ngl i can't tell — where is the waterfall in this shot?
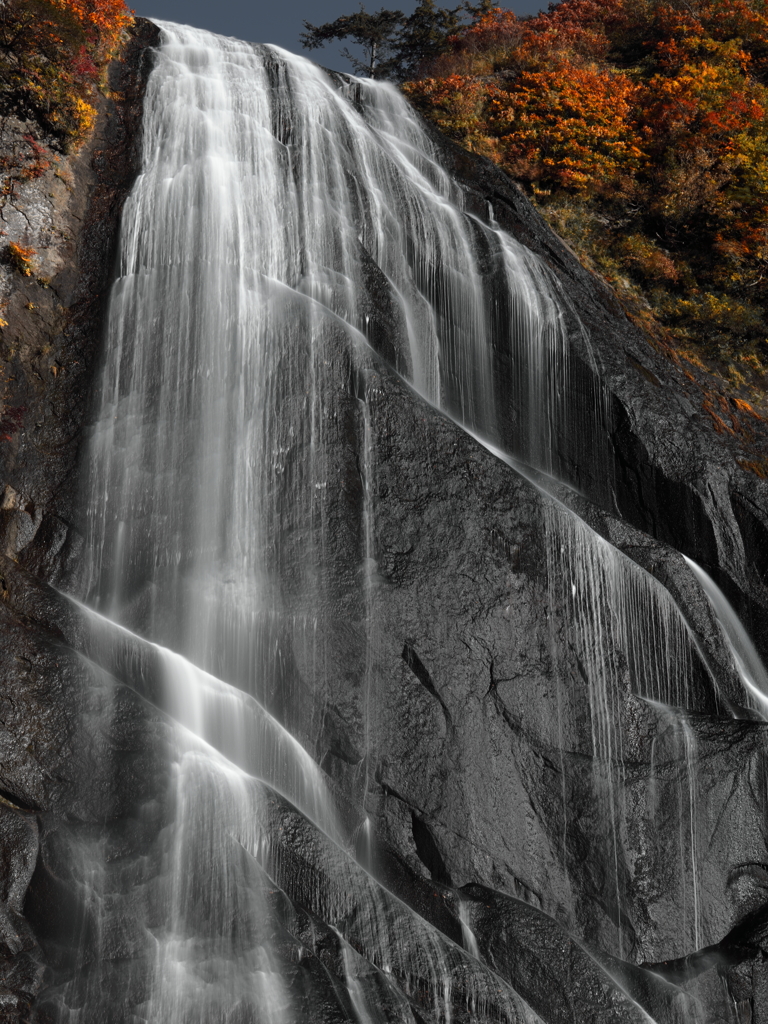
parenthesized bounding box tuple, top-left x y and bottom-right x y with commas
(683, 556, 768, 713)
(50, 20, 766, 1023)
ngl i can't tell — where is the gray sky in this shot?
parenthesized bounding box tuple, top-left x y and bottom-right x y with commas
(130, 1, 550, 72)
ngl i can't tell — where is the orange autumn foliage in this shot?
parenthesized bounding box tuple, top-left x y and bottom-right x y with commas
(404, 0, 768, 357)
(489, 60, 643, 193)
(55, 0, 131, 30)
(0, 0, 132, 148)
(6, 240, 37, 276)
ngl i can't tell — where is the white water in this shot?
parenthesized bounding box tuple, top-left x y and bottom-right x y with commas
(68, 23, 569, 1022)
(684, 555, 768, 714)
(85, 25, 573, 636)
(61, 19, 768, 1022)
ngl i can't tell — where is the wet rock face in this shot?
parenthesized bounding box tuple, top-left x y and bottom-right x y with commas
(293, 360, 768, 969)
(0, 805, 42, 1021)
(0, 26, 767, 1024)
(423, 123, 768, 669)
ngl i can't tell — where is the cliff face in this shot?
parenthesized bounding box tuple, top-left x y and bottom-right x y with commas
(0, 23, 767, 1024)
(0, 19, 160, 587)
(0, 20, 159, 1019)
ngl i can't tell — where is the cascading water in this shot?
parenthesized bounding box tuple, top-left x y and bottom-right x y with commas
(51, 20, 767, 1023)
(683, 555, 768, 714)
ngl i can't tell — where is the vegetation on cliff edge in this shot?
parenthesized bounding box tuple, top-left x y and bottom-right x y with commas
(0, 0, 132, 154)
(402, 0, 768, 408)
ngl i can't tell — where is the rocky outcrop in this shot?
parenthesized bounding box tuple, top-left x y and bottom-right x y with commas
(0, 26, 767, 1024)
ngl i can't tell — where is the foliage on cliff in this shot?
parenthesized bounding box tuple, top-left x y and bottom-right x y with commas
(402, 0, 768, 382)
(0, 0, 132, 149)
